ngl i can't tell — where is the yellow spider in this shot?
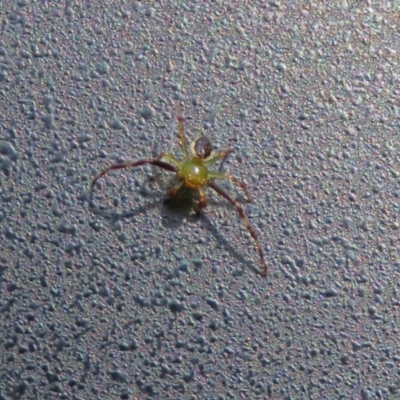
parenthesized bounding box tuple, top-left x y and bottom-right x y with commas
(90, 105, 267, 276)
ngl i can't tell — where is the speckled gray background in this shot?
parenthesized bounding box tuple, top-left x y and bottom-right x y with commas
(1, 1, 399, 399)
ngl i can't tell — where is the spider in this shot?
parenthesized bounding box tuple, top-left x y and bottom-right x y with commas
(90, 105, 267, 276)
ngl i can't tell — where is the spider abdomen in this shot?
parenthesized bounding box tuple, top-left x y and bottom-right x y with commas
(178, 158, 208, 189)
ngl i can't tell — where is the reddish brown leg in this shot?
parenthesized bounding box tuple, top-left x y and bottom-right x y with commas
(170, 181, 184, 198)
(198, 187, 207, 209)
(226, 174, 253, 202)
(90, 159, 177, 190)
(208, 181, 267, 276)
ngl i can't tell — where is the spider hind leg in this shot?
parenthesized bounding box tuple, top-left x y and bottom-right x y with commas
(208, 181, 267, 276)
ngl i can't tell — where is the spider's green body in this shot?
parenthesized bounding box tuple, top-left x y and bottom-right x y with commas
(178, 158, 208, 189)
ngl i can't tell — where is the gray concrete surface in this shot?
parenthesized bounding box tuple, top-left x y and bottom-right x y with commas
(1, 1, 399, 399)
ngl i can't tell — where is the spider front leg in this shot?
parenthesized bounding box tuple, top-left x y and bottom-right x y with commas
(155, 152, 181, 167)
(176, 103, 189, 158)
(205, 148, 234, 169)
(90, 159, 177, 190)
(208, 181, 267, 276)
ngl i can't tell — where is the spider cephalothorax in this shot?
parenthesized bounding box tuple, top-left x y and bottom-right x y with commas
(90, 105, 267, 276)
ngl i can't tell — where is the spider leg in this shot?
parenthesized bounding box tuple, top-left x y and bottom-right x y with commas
(90, 159, 177, 190)
(170, 180, 184, 198)
(208, 181, 267, 276)
(155, 152, 181, 167)
(198, 187, 207, 209)
(204, 148, 234, 168)
(208, 171, 253, 202)
(176, 103, 189, 158)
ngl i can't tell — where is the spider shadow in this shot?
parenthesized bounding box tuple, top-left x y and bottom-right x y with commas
(88, 184, 163, 221)
(199, 211, 260, 276)
(89, 184, 260, 276)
